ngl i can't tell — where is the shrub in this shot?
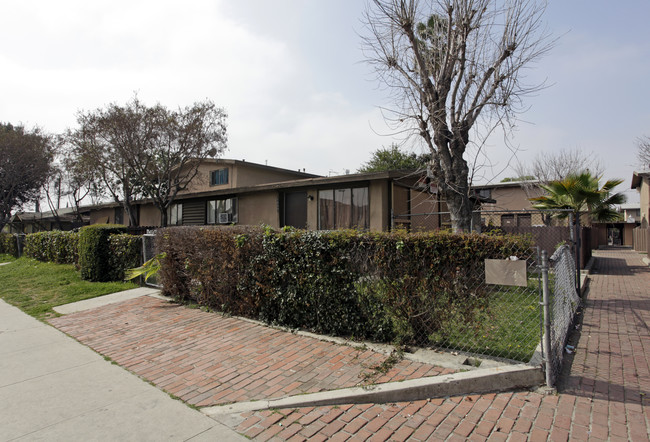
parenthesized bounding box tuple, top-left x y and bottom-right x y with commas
(157, 226, 265, 315)
(157, 226, 534, 347)
(108, 234, 142, 281)
(24, 231, 79, 264)
(78, 224, 127, 281)
(0, 233, 18, 256)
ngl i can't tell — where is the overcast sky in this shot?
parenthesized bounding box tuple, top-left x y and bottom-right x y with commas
(2, 0, 648, 203)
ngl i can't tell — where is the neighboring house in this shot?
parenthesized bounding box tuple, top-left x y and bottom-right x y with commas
(10, 160, 568, 234)
(632, 170, 650, 228)
(87, 159, 425, 232)
(618, 203, 641, 224)
(473, 180, 546, 227)
(88, 159, 318, 227)
(4, 208, 88, 234)
(153, 166, 423, 232)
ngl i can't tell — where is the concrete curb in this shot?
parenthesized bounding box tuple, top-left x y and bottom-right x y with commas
(53, 287, 162, 314)
(202, 364, 543, 416)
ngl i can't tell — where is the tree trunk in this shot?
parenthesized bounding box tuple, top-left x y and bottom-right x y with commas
(431, 128, 474, 233)
(160, 208, 168, 228)
(123, 202, 138, 227)
(442, 183, 473, 232)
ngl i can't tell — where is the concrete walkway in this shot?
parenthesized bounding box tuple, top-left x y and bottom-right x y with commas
(0, 299, 244, 441)
(217, 247, 650, 441)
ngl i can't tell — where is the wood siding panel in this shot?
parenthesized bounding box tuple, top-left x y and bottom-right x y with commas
(183, 200, 205, 225)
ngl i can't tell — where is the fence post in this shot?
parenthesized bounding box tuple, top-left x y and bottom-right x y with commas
(541, 249, 553, 387)
(537, 246, 544, 363)
(575, 216, 581, 295)
(16, 234, 26, 258)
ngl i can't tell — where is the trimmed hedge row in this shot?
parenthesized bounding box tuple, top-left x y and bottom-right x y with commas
(24, 231, 79, 264)
(2, 226, 142, 282)
(157, 226, 534, 345)
(79, 224, 129, 281)
(108, 234, 143, 281)
(0, 233, 18, 256)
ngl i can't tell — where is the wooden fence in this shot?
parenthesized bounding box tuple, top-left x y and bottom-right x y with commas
(633, 226, 649, 255)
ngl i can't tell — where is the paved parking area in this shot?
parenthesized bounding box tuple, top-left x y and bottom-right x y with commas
(49, 297, 454, 407)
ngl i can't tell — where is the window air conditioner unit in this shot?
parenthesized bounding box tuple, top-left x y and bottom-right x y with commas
(218, 213, 232, 224)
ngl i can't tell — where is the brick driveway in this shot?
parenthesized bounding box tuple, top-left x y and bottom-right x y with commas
(49, 248, 650, 440)
(49, 297, 453, 407)
(217, 248, 650, 441)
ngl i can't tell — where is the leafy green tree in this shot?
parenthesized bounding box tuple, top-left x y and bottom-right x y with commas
(358, 144, 430, 173)
(530, 172, 626, 224)
(500, 176, 536, 183)
(0, 123, 53, 231)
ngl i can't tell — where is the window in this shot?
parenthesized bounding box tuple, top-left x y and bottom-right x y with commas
(318, 187, 369, 230)
(210, 168, 229, 186)
(114, 207, 123, 225)
(501, 214, 515, 227)
(476, 188, 492, 199)
(517, 214, 532, 227)
(207, 197, 238, 224)
(168, 203, 183, 226)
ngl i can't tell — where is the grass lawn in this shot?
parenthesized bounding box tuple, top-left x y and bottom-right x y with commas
(0, 257, 138, 319)
(430, 279, 542, 362)
(0, 253, 16, 263)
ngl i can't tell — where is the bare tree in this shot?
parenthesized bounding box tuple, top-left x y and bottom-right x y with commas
(68, 96, 227, 227)
(0, 123, 53, 231)
(513, 147, 604, 184)
(61, 142, 105, 220)
(363, 0, 553, 231)
(126, 100, 228, 227)
(40, 138, 105, 227)
(68, 98, 151, 226)
(511, 147, 604, 225)
(637, 135, 650, 169)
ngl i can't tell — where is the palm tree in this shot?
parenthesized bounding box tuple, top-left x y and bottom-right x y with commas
(530, 171, 626, 224)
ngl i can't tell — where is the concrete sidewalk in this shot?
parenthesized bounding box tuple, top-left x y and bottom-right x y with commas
(0, 299, 244, 441)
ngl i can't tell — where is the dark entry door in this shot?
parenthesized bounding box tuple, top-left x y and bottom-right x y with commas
(284, 191, 308, 229)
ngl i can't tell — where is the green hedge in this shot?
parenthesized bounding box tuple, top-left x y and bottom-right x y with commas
(0, 233, 18, 256)
(24, 231, 79, 264)
(108, 234, 142, 281)
(157, 226, 534, 346)
(79, 224, 128, 281)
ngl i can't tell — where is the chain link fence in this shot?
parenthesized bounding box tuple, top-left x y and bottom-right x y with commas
(142, 231, 161, 287)
(392, 209, 581, 384)
(545, 244, 580, 385)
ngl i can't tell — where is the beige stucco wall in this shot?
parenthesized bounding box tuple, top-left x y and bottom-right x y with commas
(139, 205, 161, 227)
(623, 224, 635, 246)
(369, 181, 388, 232)
(90, 208, 115, 225)
(180, 162, 312, 195)
(482, 185, 541, 211)
(238, 191, 280, 228)
(306, 189, 318, 230)
(234, 167, 306, 188)
(640, 177, 650, 228)
(180, 163, 231, 194)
